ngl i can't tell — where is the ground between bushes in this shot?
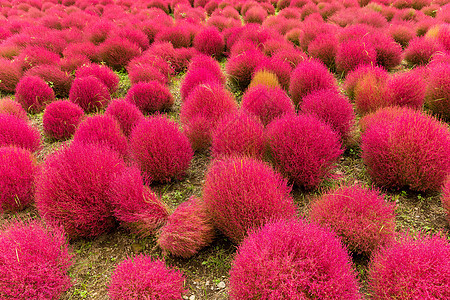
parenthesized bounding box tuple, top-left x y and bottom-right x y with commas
(1, 65, 449, 300)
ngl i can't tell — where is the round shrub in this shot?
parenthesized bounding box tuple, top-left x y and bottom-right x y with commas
(361, 108, 450, 192)
(202, 156, 296, 244)
(343, 65, 389, 101)
(129, 115, 193, 184)
(0, 146, 39, 213)
(0, 97, 28, 121)
(155, 25, 192, 49)
(229, 219, 361, 299)
(75, 63, 119, 95)
(404, 37, 444, 66)
(105, 98, 144, 138)
(24, 65, 73, 98)
(43, 100, 84, 141)
(35, 143, 126, 238)
(108, 255, 187, 300)
(0, 219, 72, 299)
(157, 196, 215, 258)
(248, 69, 281, 89)
(188, 54, 225, 84)
(425, 63, 450, 119)
(368, 233, 450, 299)
(266, 114, 343, 189)
(369, 32, 403, 70)
(308, 33, 338, 70)
(69, 76, 111, 113)
(309, 185, 396, 254)
(300, 88, 355, 143)
(352, 66, 390, 115)
(257, 57, 292, 91)
(384, 71, 427, 110)
(180, 67, 223, 101)
(335, 39, 377, 75)
(211, 111, 265, 159)
(226, 49, 266, 90)
(125, 81, 174, 114)
(15, 75, 55, 114)
(97, 36, 141, 71)
(193, 26, 224, 57)
(0, 113, 41, 153)
(289, 59, 337, 106)
(128, 64, 168, 86)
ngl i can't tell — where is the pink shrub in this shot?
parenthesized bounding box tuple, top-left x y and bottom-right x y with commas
(309, 185, 396, 254)
(244, 5, 268, 24)
(125, 81, 173, 114)
(97, 36, 141, 70)
(129, 115, 193, 184)
(0, 97, 28, 121)
(0, 113, 40, 153)
(202, 156, 296, 244)
(0, 219, 72, 299)
(108, 167, 169, 236)
(353, 67, 390, 115)
(272, 48, 307, 69)
(308, 33, 338, 70)
(425, 63, 450, 119)
(211, 111, 265, 159)
(84, 19, 115, 45)
(15, 75, 55, 114)
(157, 196, 214, 258)
(193, 26, 224, 57)
(255, 57, 292, 91)
(361, 108, 450, 192)
(108, 255, 187, 300)
(180, 84, 238, 151)
(384, 71, 427, 109)
(389, 23, 416, 48)
(69, 76, 111, 113)
(368, 233, 450, 299)
(35, 143, 126, 238)
(155, 25, 192, 49)
(75, 63, 119, 95)
(404, 37, 444, 66)
(266, 114, 343, 189)
(105, 99, 144, 138)
(128, 64, 168, 86)
(16, 46, 60, 70)
(229, 219, 361, 299)
(180, 68, 223, 101)
(188, 54, 225, 84)
(369, 32, 403, 70)
(300, 88, 355, 143)
(343, 65, 389, 100)
(226, 49, 266, 90)
(43, 100, 84, 141)
(24, 65, 73, 98)
(335, 39, 377, 75)
(289, 59, 337, 106)
(0, 58, 21, 93)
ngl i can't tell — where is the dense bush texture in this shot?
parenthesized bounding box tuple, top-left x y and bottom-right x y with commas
(309, 185, 397, 254)
(157, 196, 215, 258)
(0, 113, 41, 153)
(125, 81, 174, 114)
(69, 76, 111, 113)
(229, 219, 361, 299)
(266, 114, 343, 189)
(75, 63, 119, 95)
(383, 71, 426, 110)
(0, 97, 28, 121)
(202, 156, 297, 244)
(361, 108, 450, 192)
(15, 75, 55, 114)
(0, 219, 72, 299)
(35, 143, 126, 238)
(442, 176, 450, 224)
(368, 233, 450, 299)
(129, 115, 193, 184)
(43, 100, 84, 141)
(193, 26, 224, 57)
(105, 99, 144, 138)
(0, 146, 39, 213)
(425, 63, 450, 119)
(108, 255, 187, 300)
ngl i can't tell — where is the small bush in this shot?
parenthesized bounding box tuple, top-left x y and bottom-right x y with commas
(155, 25, 192, 49)
(125, 81, 173, 114)
(105, 99, 144, 138)
(389, 24, 415, 48)
(157, 196, 215, 258)
(384, 71, 426, 110)
(24, 65, 73, 98)
(335, 39, 377, 75)
(255, 57, 292, 91)
(404, 37, 444, 66)
(202, 156, 296, 244)
(0, 97, 28, 121)
(43, 100, 84, 141)
(16, 46, 60, 70)
(368, 233, 450, 299)
(129, 115, 193, 184)
(229, 219, 361, 299)
(308, 33, 338, 70)
(226, 49, 266, 90)
(248, 69, 280, 89)
(266, 114, 343, 189)
(0, 113, 41, 153)
(343, 65, 389, 101)
(128, 64, 168, 86)
(425, 63, 450, 120)
(188, 54, 225, 84)
(0, 58, 22, 93)
(193, 26, 224, 57)
(180, 67, 223, 101)
(108, 255, 187, 300)
(353, 67, 390, 115)
(15, 75, 55, 114)
(69, 76, 111, 113)
(97, 36, 141, 70)
(75, 63, 119, 95)
(0, 219, 72, 299)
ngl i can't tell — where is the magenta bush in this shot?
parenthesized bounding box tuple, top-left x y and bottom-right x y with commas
(128, 64, 168, 86)
(0, 58, 21, 93)
(404, 36, 444, 65)
(193, 26, 224, 57)
(180, 67, 223, 101)
(361, 108, 450, 192)
(35, 143, 126, 238)
(0, 113, 41, 153)
(202, 156, 296, 244)
(226, 49, 267, 90)
(255, 57, 292, 91)
(105, 98, 144, 138)
(97, 36, 141, 70)
(368, 233, 450, 299)
(369, 32, 403, 70)
(157, 196, 215, 258)
(289, 59, 337, 106)
(69, 75, 111, 113)
(188, 54, 226, 84)
(155, 25, 192, 49)
(129, 115, 193, 184)
(384, 71, 427, 109)
(266, 114, 343, 189)
(15, 75, 55, 114)
(125, 81, 174, 114)
(335, 39, 377, 75)
(108, 255, 187, 300)
(425, 63, 450, 119)
(343, 65, 389, 101)
(16, 46, 60, 70)
(229, 219, 361, 299)
(309, 185, 396, 254)
(308, 33, 338, 70)
(75, 63, 119, 95)
(24, 65, 73, 98)
(389, 23, 415, 47)
(43, 100, 84, 141)
(0, 219, 72, 299)
(0, 97, 28, 121)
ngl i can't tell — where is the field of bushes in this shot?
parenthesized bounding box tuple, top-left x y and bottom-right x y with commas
(0, 0, 450, 299)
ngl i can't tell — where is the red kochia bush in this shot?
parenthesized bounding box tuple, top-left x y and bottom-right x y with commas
(0, 113, 41, 153)
(35, 143, 126, 238)
(157, 196, 215, 258)
(0, 97, 28, 121)
(180, 67, 223, 101)
(24, 65, 73, 98)
(226, 49, 266, 90)
(289, 59, 337, 106)
(425, 63, 450, 119)
(125, 81, 174, 114)
(404, 36, 444, 66)
(129, 115, 193, 184)
(309, 185, 396, 254)
(15, 75, 55, 114)
(0, 146, 39, 213)
(43, 100, 84, 141)
(97, 36, 141, 70)
(0, 219, 72, 299)
(335, 39, 377, 75)
(0, 58, 21, 93)
(108, 255, 187, 300)
(69, 76, 111, 113)
(188, 54, 225, 84)
(202, 156, 296, 244)
(361, 108, 450, 192)
(368, 233, 450, 299)
(266, 114, 343, 189)
(75, 63, 119, 95)
(105, 99, 144, 138)
(193, 26, 224, 57)
(229, 219, 361, 299)
(384, 71, 426, 110)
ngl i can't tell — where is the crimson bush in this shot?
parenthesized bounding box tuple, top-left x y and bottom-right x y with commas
(15, 75, 55, 114)
(69, 76, 111, 113)
(0, 113, 41, 153)
(43, 100, 84, 141)
(105, 99, 144, 138)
